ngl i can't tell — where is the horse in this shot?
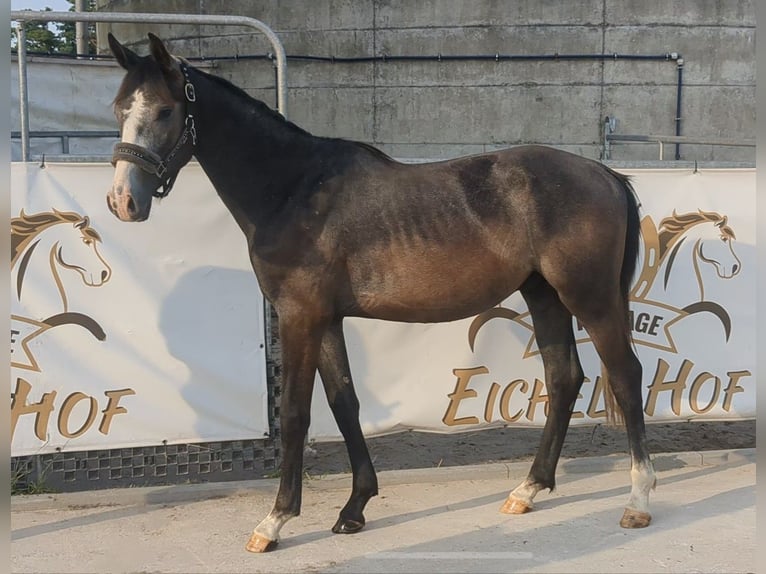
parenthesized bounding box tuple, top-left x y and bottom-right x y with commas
(106, 33, 656, 553)
(11, 209, 111, 341)
(632, 210, 741, 306)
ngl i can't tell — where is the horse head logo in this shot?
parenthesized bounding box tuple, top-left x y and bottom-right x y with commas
(633, 209, 741, 302)
(11, 209, 112, 371)
(468, 209, 742, 356)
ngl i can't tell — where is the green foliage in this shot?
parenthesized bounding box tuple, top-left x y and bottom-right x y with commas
(12, 1, 97, 56)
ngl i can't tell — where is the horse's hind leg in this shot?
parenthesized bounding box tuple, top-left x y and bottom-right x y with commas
(502, 275, 585, 514)
(318, 320, 378, 534)
(565, 292, 656, 528)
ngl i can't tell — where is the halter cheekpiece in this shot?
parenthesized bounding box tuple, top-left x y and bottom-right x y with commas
(111, 62, 197, 199)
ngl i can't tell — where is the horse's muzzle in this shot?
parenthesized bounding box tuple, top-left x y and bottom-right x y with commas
(107, 188, 149, 222)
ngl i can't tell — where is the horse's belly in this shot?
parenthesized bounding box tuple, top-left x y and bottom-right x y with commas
(346, 243, 528, 323)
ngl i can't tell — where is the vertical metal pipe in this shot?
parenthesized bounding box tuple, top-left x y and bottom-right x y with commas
(16, 22, 30, 162)
(75, 0, 89, 58)
(675, 58, 683, 160)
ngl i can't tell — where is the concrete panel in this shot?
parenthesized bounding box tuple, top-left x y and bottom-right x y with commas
(601, 59, 680, 87)
(375, 58, 604, 88)
(374, 85, 602, 145)
(680, 85, 756, 138)
(606, 0, 755, 26)
(215, 60, 278, 92)
(377, 25, 602, 55)
(375, 26, 603, 86)
(604, 27, 756, 85)
(278, 61, 375, 89)
(376, 0, 603, 28)
(203, 30, 375, 88)
(222, 58, 374, 91)
(603, 85, 679, 136)
(75, 0, 761, 165)
(200, 0, 374, 31)
(248, 87, 376, 141)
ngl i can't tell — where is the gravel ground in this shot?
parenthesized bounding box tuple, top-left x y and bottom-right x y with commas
(304, 419, 756, 476)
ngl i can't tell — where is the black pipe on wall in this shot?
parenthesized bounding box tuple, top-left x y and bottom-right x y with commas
(15, 49, 684, 158)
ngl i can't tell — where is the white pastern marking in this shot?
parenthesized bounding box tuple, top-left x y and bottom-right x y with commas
(509, 478, 544, 505)
(627, 460, 656, 513)
(252, 511, 292, 542)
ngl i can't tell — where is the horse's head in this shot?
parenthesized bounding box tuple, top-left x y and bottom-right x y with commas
(107, 33, 196, 222)
(696, 215, 742, 279)
(53, 213, 112, 287)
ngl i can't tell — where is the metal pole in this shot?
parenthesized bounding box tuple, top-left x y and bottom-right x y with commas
(11, 11, 287, 115)
(16, 22, 30, 162)
(11, 10, 289, 162)
(75, 0, 89, 58)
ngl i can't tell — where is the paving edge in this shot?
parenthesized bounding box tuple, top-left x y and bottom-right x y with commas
(11, 448, 755, 512)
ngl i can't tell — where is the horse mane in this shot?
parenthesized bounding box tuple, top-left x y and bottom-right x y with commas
(196, 68, 313, 136)
(345, 139, 394, 162)
(11, 210, 100, 266)
(657, 209, 734, 258)
(196, 68, 394, 162)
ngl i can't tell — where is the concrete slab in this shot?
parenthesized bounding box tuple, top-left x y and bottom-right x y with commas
(11, 448, 755, 573)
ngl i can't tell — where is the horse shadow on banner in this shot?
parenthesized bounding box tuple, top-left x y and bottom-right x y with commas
(158, 267, 397, 450)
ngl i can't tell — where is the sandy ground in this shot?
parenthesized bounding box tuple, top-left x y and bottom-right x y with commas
(304, 420, 755, 476)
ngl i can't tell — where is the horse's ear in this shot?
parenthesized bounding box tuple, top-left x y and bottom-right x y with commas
(108, 33, 140, 70)
(148, 33, 177, 75)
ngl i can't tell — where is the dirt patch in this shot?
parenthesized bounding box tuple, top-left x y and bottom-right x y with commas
(304, 419, 755, 476)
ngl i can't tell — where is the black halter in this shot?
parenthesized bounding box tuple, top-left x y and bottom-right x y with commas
(111, 62, 197, 199)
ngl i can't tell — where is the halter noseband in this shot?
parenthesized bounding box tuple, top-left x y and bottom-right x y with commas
(111, 62, 197, 199)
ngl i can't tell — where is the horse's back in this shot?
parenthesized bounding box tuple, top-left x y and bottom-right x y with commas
(322, 144, 630, 322)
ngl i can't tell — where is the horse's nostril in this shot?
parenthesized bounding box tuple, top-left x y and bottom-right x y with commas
(101, 269, 109, 281)
(127, 196, 137, 215)
(732, 264, 739, 274)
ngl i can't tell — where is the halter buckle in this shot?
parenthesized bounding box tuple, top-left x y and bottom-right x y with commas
(184, 82, 196, 102)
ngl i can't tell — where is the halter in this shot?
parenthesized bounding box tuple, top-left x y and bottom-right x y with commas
(111, 62, 197, 199)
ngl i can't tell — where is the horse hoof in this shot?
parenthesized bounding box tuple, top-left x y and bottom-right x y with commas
(620, 508, 652, 529)
(500, 496, 531, 515)
(245, 533, 278, 553)
(332, 517, 365, 534)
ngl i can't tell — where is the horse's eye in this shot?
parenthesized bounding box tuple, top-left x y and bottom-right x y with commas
(82, 237, 93, 246)
(157, 107, 173, 121)
(721, 236, 729, 242)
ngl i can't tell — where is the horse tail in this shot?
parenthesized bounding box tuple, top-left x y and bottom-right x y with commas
(601, 166, 642, 427)
(615, 170, 642, 309)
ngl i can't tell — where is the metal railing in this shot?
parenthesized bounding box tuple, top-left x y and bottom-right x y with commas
(11, 10, 288, 161)
(602, 116, 754, 161)
(604, 134, 756, 161)
(11, 130, 119, 155)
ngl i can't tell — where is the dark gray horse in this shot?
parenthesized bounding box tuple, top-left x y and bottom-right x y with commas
(106, 33, 655, 553)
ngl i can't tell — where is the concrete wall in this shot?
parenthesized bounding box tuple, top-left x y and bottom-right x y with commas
(95, 0, 755, 162)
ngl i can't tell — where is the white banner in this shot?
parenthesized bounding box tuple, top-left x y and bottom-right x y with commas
(10, 164, 756, 454)
(11, 163, 269, 456)
(308, 168, 757, 440)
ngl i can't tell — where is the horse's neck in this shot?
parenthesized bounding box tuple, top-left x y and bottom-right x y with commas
(12, 227, 67, 316)
(191, 72, 321, 229)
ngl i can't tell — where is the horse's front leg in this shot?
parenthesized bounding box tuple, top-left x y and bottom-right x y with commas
(246, 310, 326, 553)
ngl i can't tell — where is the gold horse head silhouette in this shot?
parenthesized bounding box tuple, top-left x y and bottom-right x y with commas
(11, 209, 112, 371)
